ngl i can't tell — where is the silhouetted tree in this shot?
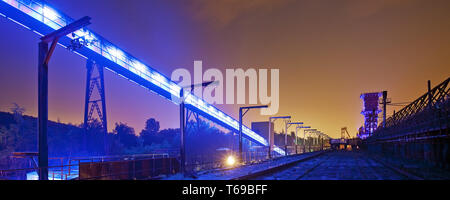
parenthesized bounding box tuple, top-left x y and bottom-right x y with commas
(144, 118, 160, 133)
(11, 103, 25, 124)
(114, 123, 137, 147)
(83, 119, 105, 154)
(140, 118, 160, 146)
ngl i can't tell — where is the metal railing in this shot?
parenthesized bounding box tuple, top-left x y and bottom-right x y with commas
(367, 98, 449, 143)
(185, 145, 329, 174)
(367, 78, 449, 143)
(0, 153, 175, 180)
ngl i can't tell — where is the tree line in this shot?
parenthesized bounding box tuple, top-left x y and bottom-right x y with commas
(0, 104, 242, 170)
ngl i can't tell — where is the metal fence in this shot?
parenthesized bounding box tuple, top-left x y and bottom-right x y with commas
(0, 153, 176, 180)
(185, 145, 329, 174)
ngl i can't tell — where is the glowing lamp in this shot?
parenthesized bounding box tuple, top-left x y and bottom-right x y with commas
(225, 155, 236, 166)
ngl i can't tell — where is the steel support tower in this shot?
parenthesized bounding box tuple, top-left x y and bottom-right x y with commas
(83, 59, 108, 152)
(360, 92, 382, 137)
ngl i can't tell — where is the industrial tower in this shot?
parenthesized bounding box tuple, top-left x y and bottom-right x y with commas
(360, 92, 382, 138)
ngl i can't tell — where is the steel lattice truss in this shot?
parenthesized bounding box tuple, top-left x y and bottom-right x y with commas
(385, 78, 449, 128)
(367, 77, 450, 143)
(84, 60, 107, 133)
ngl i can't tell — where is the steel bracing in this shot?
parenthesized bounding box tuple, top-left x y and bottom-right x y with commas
(83, 60, 108, 152)
(0, 0, 285, 155)
(367, 77, 450, 143)
(84, 60, 107, 131)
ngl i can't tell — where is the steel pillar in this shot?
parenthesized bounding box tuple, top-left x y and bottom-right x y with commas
(238, 105, 268, 162)
(83, 60, 108, 153)
(179, 81, 216, 175)
(180, 90, 186, 175)
(38, 42, 48, 180)
(382, 91, 387, 128)
(295, 128, 298, 154)
(428, 80, 432, 108)
(320, 136, 323, 150)
(285, 122, 288, 156)
(268, 119, 272, 159)
(239, 108, 243, 161)
(309, 137, 311, 152)
(36, 16, 91, 180)
(303, 130, 306, 153)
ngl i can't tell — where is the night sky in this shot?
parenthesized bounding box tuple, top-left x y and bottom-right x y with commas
(0, 0, 449, 138)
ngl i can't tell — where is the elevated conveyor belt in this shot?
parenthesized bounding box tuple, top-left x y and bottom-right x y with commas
(0, 0, 285, 155)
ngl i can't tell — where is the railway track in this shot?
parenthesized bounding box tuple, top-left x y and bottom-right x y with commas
(245, 151, 422, 180)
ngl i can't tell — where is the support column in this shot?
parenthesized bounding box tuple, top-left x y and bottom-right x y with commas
(239, 108, 243, 162)
(180, 90, 186, 175)
(427, 80, 432, 108)
(268, 119, 272, 159)
(99, 65, 108, 152)
(382, 91, 387, 128)
(295, 128, 298, 154)
(83, 61, 92, 151)
(38, 42, 49, 180)
(303, 130, 306, 153)
(284, 123, 288, 156)
(36, 16, 91, 181)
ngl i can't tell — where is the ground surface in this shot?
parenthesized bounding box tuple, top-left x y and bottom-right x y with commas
(166, 150, 449, 180)
(252, 151, 408, 180)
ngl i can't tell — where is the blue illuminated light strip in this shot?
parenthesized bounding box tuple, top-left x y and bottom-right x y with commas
(0, 0, 283, 154)
(273, 147, 284, 155)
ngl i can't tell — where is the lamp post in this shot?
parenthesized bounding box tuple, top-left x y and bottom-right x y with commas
(303, 129, 316, 153)
(319, 132, 331, 150)
(295, 125, 310, 154)
(317, 131, 331, 150)
(179, 81, 217, 175)
(315, 131, 322, 151)
(311, 130, 321, 151)
(268, 116, 291, 158)
(311, 130, 322, 151)
(285, 122, 303, 156)
(239, 105, 268, 163)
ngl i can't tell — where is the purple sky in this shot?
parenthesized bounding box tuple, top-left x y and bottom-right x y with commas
(0, 0, 449, 138)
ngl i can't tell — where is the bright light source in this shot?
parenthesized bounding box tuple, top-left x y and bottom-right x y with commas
(108, 47, 125, 60)
(225, 155, 236, 166)
(151, 72, 167, 84)
(43, 6, 58, 21)
(132, 61, 147, 72)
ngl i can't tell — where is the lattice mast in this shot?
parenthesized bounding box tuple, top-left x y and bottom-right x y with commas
(360, 92, 382, 137)
(83, 60, 108, 152)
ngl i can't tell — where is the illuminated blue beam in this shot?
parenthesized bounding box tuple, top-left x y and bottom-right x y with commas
(0, 0, 285, 155)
